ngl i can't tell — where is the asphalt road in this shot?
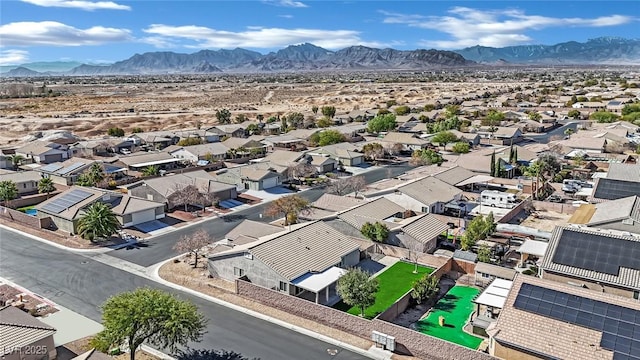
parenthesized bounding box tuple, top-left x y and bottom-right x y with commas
(109, 165, 413, 267)
(0, 229, 369, 360)
(525, 122, 578, 144)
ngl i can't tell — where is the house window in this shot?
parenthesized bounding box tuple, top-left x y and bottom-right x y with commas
(233, 267, 245, 277)
(23, 183, 27, 189)
(634, 291, 639, 300)
(279, 281, 288, 292)
(481, 273, 490, 278)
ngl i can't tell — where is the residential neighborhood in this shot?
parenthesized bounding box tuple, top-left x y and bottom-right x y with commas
(2, 67, 640, 360)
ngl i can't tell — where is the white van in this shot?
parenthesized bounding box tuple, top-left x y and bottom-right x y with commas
(480, 190, 518, 209)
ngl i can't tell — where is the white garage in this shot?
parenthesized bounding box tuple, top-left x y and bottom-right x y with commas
(261, 175, 280, 190)
(131, 208, 157, 226)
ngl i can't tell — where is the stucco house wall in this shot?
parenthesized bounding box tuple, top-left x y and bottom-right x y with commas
(208, 253, 287, 291)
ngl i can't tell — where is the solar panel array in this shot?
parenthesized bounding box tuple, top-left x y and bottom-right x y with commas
(39, 163, 64, 173)
(552, 229, 640, 275)
(593, 178, 640, 200)
(514, 283, 640, 360)
(40, 189, 93, 214)
(58, 162, 87, 175)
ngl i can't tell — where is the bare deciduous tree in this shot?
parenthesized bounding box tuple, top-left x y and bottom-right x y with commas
(173, 229, 212, 268)
(265, 194, 311, 227)
(286, 162, 317, 182)
(327, 176, 366, 196)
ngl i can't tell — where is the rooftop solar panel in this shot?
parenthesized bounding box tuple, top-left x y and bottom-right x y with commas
(39, 189, 94, 214)
(593, 178, 640, 200)
(39, 163, 64, 173)
(552, 229, 640, 275)
(514, 284, 640, 360)
(58, 162, 87, 175)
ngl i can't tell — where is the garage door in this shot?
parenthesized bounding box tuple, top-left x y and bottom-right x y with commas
(131, 209, 156, 226)
(262, 176, 279, 189)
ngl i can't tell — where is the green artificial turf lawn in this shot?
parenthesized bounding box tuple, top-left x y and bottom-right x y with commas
(335, 261, 434, 319)
(415, 286, 483, 349)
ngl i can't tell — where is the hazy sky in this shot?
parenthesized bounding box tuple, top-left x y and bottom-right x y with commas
(1, 0, 638, 65)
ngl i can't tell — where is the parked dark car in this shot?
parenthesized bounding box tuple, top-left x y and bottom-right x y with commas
(546, 194, 563, 203)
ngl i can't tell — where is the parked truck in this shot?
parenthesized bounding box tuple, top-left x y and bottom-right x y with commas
(480, 190, 519, 209)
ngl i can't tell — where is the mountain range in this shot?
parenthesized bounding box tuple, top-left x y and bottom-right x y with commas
(2, 37, 639, 77)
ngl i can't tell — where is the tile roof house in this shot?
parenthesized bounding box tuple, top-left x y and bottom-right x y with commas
(117, 151, 180, 171)
(36, 186, 165, 234)
(309, 143, 364, 166)
(487, 275, 640, 360)
(540, 226, 640, 299)
(208, 221, 360, 305)
(389, 213, 450, 253)
(215, 163, 282, 191)
(126, 170, 238, 207)
(15, 141, 69, 164)
(222, 219, 283, 247)
(302, 193, 365, 220)
(337, 197, 405, 230)
(605, 163, 640, 182)
(70, 138, 135, 157)
(390, 176, 463, 214)
(0, 305, 57, 360)
(0, 170, 43, 195)
(36, 158, 127, 186)
(379, 132, 430, 151)
(168, 142, 230, 163)
(570, 196, 640, 234)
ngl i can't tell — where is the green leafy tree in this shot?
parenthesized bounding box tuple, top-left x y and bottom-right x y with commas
(75, 173, 95, 187)
(564, 128, 575, 136)
(362, 142, 385, 161)
(234, 114, 248, 124)
(424, 104, 435, 111)
(410, 149, 443, 166)
(142, 165, 159, 177)
(589, 111, 619, 123)
(90, 288, 206, 360)
(367, 113, 397, 133)
(316, 117, 333, 128)
(311, 105, 319, 114)
(461, 212, 495, 251)
(77, 202, 120, 242)
(215, 108, 232, 124)
(38, 177, 56, 198)
(310, 130, 345, 146)
(528, 112, 542, 122)
(622, 103, 640, 116)
(443, 105, 459, 119)
(286, 112, 305, 128)
(131, 127, 143, 134)
(88, 163, 105, 185)
(482, 110, 505, 127)
(0, 180, 18, 206)
(360, 222, 389, 242)
(431, 131, 458, 148)
(386, 99, 397, 108)
(107, 127, 125, 137)
(336, 268, 379, 317)
(477, 244, 492, 263)
(452, 142, 470, 154)
(246, 123, 260, 135)
(490, 151, 496, 177)
(567, 109, 581, 119)
(411, 275, 439, 304)
(395, 105, 410, 115)
(264, 194, 310, 226)
(177, 138, 204, 146)
(321, 106, 336, 118)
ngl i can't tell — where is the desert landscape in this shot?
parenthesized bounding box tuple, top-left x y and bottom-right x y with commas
(0, 72, 524, 146)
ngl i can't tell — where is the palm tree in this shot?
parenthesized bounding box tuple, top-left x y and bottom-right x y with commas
(88, 163, 105, 185)
(141, 165, 159, 177)
(77, 202, 120, 242)
(0, 180, 18, 207)
(38, 177, 56, 198)
(7, 154, 24, 170)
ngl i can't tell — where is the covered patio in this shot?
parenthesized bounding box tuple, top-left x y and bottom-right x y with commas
(291, 266, 345, 306)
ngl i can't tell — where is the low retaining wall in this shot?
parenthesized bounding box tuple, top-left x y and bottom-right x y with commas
(235, 279, 492, 360)
(374, 243, 449, 269)
(376, 289, 412, 322)
(497, 196, 531, 224)
(0, 206, 47, 228)
(532, 200, 577, 215)
(10, 193, 61, 208)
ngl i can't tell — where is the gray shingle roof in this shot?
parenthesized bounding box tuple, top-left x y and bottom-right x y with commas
(541, 226, 640, 291)
(249, 221, 360, 280)
(474, 262, 517, 280)
(588, 195, 640, 225)
(606, 163, 640, 182)
(433, 166, 475, 186)
(398, 176, 462, 205)
(0, 305, 56, 355)
(311, 194, 364, 212)
(337, 198, 404, 229)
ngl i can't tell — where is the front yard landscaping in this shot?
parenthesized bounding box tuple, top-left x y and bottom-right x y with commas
(334, 260, 434, 319)
(415, 285, 483, 349)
